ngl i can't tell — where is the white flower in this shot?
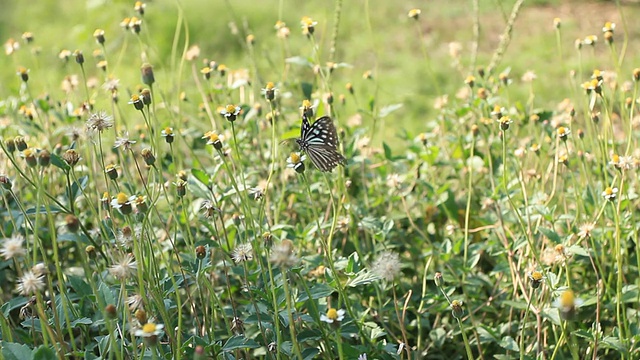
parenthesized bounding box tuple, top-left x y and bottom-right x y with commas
(109, 253, 137, 280)
(17, 270, 45, 295)
(371, 251, 402, 281)
(1, 235, 26, 260)
(134, 322, 164, 337)
(320, 308, 346, 324)
(232, 243, 253, 263)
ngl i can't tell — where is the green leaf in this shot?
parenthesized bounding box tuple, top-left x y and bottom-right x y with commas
(601, 336, 627, 353)
(280, 128, 300, 142)
(32, 345, 56, 360)
(50, 153, 70, 172)
(346, 270, 379, 287)
(71, 175, 89, 200)
(301, 348, 320, 360)
(221, 335, 260, 351)
(68, 276, 93, 298)
(383, 142, 392, 160)
(1, 342, 33, 360)
(499, 336, 519, 352)
(24, 205, 64, 215)
(297, 283, 334, 302)
(301, 82, 314, 100)
(345, 252, 361, 274)
(538, 227, 560, 244)
(379, 103, 403, 118)
(70, 317, 92, 326)
(191, 168, 209, 186)
(285, 56, 312, 67)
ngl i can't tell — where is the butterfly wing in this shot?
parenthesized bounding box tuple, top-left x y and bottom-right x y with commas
(300, 116, 346, 172)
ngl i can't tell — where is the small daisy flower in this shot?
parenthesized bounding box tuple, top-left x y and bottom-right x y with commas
(320, 308, 346, 324)
(300, 16, 318, 36)
(200, 200, 220, 218)
(17, 270, 45, 295)
(553, 18, 561, 29)
(269, 240, 298, 268)
(113, 132, 136, 150)
(408, 9, 421, 20)
(286, 152, 306, 174)
(232, 243, 253, 263)
(577, 222, 595, 239)
(111, 192, 136, 215)
(1, 235, 26, 260)
(521, 70, 537, 82)
(161, 127, 175, 144)
(490, 105, 506, 118)
(109, 253, 137, 280)
(527, 270, 545, 289)
(450, 300, 464, 319)
(583, 35, 598, 46)
(464, 75, 475, 87)
(554, 289, 583, 320)
(557, 126, 570, 141)
(86, 111, 113, 133)
(602, 186, 618, 201)
(135, 322, 164, 338)
(220, 104, 241, 122)
(129, 94, 144, 111)
(498, 115, 513, 130)
(371, 251, 401, 281)
(134, 322, 163, 346)
(262, 82, 277, 101)
(602, 22, 616, 33)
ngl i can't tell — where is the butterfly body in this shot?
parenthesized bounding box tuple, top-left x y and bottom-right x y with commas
(296, 115, 346, 172)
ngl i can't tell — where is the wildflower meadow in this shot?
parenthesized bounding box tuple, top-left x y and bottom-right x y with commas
(2, 0, 640, 359)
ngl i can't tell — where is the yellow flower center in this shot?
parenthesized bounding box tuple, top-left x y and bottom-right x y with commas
(22, 148, 34, 157)
(557, 127, 566, 135)
(290, 153, 300, 163)
(275, 20, 286, 29)
(116, 192, 128, 205)
(225, 104, 237, 113)
(612, 154, 619, 163)
(560, 290, 575, 308)
(326, 308, 338, 321)
(217, 64, 227, 71)
(605, 187, 614, 195)
(103, 192, 109, 199)
(142, 323, 157, 333)
(200, 67, 211, 74)
(265, 82, 275, 90)
(130, 94, 140, 102)
(164, 127, 173, 135)
(554, 244, 565, 253)
(531, 271, 543, 281)
(208, 133, 220, 142)
(136, 196, 145, 205)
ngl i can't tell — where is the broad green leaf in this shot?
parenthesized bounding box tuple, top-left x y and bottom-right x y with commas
(379, 103, 403, 118)
(297, 283, 334, 302)
(221, 335, 260, 351)
(50, 153, 70, 172)
(2, 342, 33, 360)
(32, 345, 56, 360)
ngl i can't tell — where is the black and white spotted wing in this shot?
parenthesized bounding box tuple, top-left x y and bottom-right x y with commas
(296, 115, 346, 172)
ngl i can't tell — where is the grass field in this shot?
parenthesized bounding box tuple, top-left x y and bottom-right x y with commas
(1, 0, 640, 359)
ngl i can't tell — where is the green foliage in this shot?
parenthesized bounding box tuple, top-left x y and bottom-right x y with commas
(0, 1, 640, 359)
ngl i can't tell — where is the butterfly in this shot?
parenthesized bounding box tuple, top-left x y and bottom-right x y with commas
(296, 115, 346, 172)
